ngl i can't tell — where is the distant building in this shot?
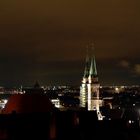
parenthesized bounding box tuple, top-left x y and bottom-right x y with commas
(23, 81, 44, 95)
(80, 47, 103, 111)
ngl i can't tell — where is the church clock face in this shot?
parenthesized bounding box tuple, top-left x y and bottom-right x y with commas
(90, 84, 99, 96)
(91, 92, 96, 97)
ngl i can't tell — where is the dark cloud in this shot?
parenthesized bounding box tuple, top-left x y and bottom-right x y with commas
(119, 60, 130, 68)
(134, 64, 140, 75)
(0, 0, 140, 86)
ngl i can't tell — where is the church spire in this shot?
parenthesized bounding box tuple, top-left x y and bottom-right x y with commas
(89, 55, 97, 76)
(89, 44, 98, 77)
(83, 46, 90, 78)
(88, 44, 99, 84)
(80, 42, 103, 112)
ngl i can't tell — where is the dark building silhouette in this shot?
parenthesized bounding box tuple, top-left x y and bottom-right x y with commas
(23, 81, 44, 95)
(2, 94, 54, 114)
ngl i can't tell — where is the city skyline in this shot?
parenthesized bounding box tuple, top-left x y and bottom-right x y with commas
(0, 0, 140, 86)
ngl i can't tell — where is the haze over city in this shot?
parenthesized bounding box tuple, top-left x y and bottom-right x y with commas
(0, 0, 140, 86)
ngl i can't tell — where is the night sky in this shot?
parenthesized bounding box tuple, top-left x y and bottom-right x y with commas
(0, 0, 140, 87)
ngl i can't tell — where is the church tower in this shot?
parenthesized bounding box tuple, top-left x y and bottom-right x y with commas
(80, 47, 90, 108)
(80, 46, 103, 111)
(87, 51, 101, 111)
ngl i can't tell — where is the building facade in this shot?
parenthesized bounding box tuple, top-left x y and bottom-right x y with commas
(80, 48, 103, 111)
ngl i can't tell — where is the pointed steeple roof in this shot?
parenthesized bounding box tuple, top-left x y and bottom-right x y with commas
(83, 46, 90, 78)
(89, 56, 97, 76)
(89, 45, 98, 77)
(34, 81, 40, 88)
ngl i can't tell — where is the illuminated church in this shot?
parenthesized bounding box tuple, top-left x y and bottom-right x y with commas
(80, 47, 103, 111)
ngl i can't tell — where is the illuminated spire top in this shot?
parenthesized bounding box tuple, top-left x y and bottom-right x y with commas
(89, 56, 97, 76)
(89, 44, 98, 77)
(83, 46, 90, 78)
